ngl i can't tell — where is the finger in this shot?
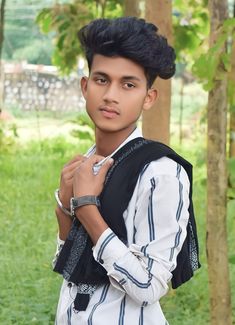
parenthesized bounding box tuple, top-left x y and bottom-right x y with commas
(61, 170, 75, 182)
(64, 155, 86, 168)
(61, 162, 82, 181)
(64, 157, 87, 173)
(87, 154, 106, 166)
(64, 155, 87, 167)
(97, 158, 114, 178)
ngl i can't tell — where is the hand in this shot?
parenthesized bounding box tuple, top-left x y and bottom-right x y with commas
(59, 154, 86, 208)
(73, 155, 114, 198)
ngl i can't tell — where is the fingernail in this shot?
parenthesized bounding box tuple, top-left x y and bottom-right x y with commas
(109, 158, 114, 164)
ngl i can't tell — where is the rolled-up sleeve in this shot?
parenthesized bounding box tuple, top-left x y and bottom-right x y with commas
(93, 158, 190, 306)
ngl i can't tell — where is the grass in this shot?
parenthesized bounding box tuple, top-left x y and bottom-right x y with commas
(0, 137, 91, 324)
(0, 115, 234, 324)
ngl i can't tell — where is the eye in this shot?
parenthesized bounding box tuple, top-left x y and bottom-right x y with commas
(123, 82, 135, 89)
(95, 78, 107, 85)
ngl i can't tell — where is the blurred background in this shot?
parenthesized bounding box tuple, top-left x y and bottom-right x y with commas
(0, 0, 234, 324)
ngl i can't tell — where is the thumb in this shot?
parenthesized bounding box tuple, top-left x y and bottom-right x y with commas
(99, 158, 114, 176)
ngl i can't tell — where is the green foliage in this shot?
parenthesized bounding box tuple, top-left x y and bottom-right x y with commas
(228, 157, 235, 190)
(228, 197, 235, 267)
(3, 1, 54, 65)
(12, 39, 53, 65)
(227, 156, 235, 265)
(193, 18, 235, 94)
(36, 3, 92, 74)
(36, 0, 123, 75)
(229, 254, 235, 264)
(228, 80, 235, 107)
(173, 0, 209, 67)
(0, 138, 77, 324)
(70, 112, 95, 143)
(0, 120, 18, 153)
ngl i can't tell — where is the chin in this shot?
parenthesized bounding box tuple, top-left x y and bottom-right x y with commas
(96, 126, 120, 134)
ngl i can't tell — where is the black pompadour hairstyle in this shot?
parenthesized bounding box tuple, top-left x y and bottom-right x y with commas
(78, 17, 176, 88)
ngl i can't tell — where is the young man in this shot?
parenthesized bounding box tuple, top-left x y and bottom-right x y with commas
(53, 17, 200, 324)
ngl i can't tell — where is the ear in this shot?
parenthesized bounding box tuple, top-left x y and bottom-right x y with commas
(80, 76, 88, 100)
(143, 88, 158, 111)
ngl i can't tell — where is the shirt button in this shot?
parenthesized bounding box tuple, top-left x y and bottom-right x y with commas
(99, 258, 104, 264)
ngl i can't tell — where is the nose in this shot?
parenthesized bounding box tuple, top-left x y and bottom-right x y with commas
(102, 83, 119, 104)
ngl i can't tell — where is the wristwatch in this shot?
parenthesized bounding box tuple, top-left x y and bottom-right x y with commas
(70, 195, 100, 217)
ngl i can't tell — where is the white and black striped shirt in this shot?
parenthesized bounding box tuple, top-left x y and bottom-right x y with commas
(55, 128, 190, 325)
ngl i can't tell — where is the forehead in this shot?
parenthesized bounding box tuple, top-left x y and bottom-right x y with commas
(90, 54, 146, 81)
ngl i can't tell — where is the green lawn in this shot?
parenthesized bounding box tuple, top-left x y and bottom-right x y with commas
(0, 128, 234, 324)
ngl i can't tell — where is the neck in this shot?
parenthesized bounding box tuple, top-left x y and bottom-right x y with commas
(95, 127, 136, 156)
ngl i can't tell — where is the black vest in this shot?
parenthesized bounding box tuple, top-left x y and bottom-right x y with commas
(54, 138, 200, 295)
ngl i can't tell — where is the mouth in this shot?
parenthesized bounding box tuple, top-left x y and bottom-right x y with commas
(99, 106, 120, 118)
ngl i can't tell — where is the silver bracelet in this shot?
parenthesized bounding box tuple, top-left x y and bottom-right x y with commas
(54, 189, 73, 218)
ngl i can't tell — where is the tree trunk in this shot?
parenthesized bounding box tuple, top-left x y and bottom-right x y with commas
(179, 78, 184, 144)
(0, 0, 6, 113)
(124, 0, 140, 17)
(207, 1, 232, 324)
(229, 4, 235, 157)
(0, 0, 6, 59)
(143, 0, 172, 144)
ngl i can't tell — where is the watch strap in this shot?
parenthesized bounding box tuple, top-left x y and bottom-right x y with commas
(70, 195, 100, 216)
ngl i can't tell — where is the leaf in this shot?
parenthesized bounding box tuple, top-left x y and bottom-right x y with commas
(35, 0, 120, 74)
(221, 53, 231, 72)
(227, 188, 235, 199)
(228, 80, 235, 107)
(58, 21, 70, 33)
(69, 4, 77, 15)
(228, 158, 235, 174)
(227, 199, 235, 220)
(229, 255, 235, 264)
(203, 80, 215, 91)
(36, 9, 53, 34)
(228, 158, 235, 188)
(57, 33, 66, 50)
(223, 17, 235, 28)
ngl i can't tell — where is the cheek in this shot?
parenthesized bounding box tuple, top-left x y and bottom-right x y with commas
(86, 89, 98, 104)
(126, 92, 146, 107)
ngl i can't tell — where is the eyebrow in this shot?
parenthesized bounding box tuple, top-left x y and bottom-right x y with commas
(91, 71, 142, 82)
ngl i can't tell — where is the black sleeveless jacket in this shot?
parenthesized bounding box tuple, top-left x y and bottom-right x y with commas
(54, 138, 200, 295)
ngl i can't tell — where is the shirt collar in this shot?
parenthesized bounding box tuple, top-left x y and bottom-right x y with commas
(85, 128, 143, 159)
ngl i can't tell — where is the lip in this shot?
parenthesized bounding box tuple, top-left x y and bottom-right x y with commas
(99, 106, 120, 118)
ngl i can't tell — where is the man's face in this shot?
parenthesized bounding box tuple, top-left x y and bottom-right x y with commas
(81, 54, 157, 135)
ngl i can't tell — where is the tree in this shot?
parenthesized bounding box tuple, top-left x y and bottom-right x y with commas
(207, 0, 232, 323)
(172, 0, 209, 144)
(229, 2, 235, 158)
(2, 0, 54, 65)
(229, 42, 235, 158)
(0, 0, 6, 113)
(36, 0, 123, 74)
(143, 0, 173, 144)
(124, 0, 140, 17)
(0, 0, 6, 60)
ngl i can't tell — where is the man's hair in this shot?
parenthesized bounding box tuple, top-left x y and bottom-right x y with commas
(78, 17, 176, 88)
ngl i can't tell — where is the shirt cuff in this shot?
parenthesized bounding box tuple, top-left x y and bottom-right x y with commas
(52, 234, 65, 268)
(93, 228, 128, 271)
(57, 234, 65, 246)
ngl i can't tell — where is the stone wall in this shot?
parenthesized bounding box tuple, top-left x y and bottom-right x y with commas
(2, 62, 84, 112)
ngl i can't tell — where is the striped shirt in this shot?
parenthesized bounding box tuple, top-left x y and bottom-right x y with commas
(54, 129, 190, 325)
